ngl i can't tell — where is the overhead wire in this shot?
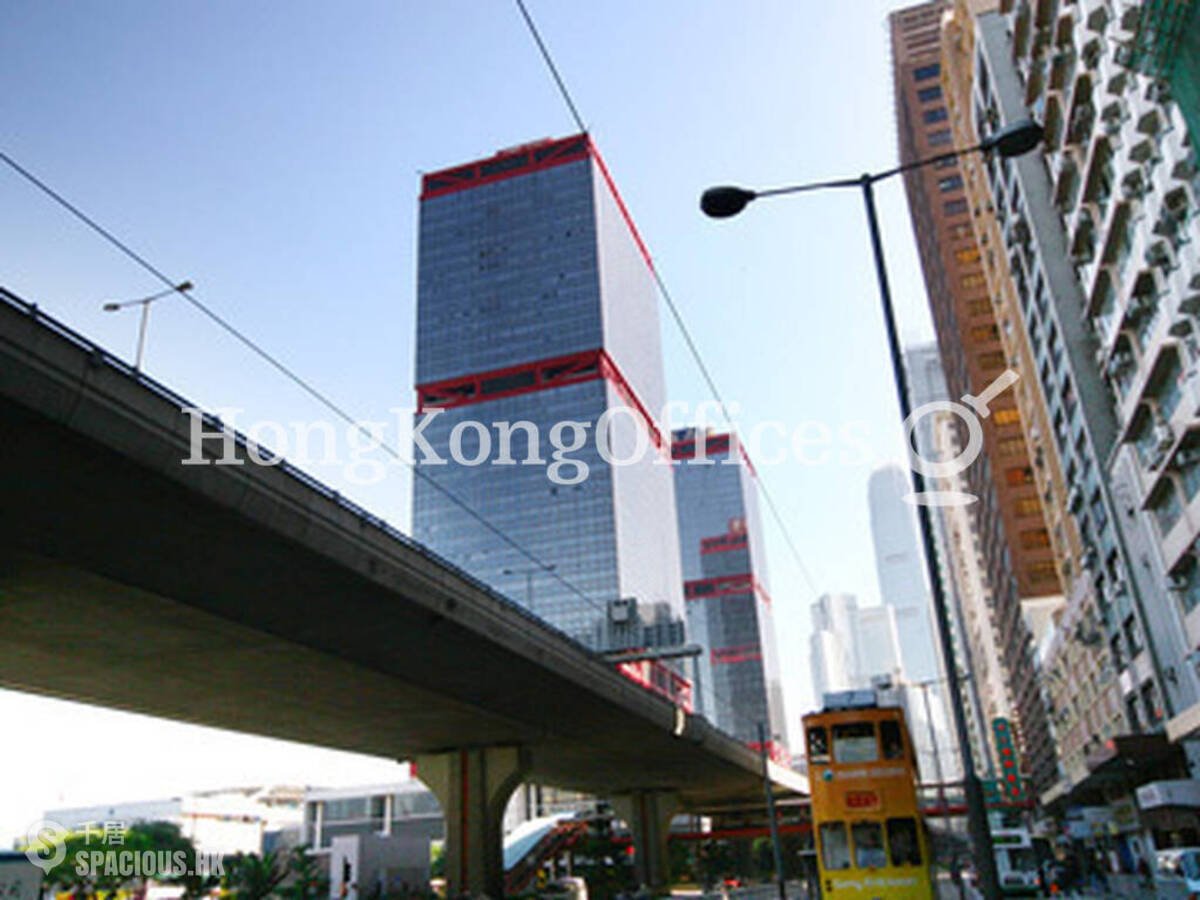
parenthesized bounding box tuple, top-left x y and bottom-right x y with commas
(0, 149, 612, 625)
(512, 1, 822, 600)
(0, 148, 758, 724)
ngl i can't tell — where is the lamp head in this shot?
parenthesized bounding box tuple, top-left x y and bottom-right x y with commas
(700, 186, 757, 219)
(102, 302, 121, 312)
(176, 280, 194, 292)
(981, 118, 1044, 158)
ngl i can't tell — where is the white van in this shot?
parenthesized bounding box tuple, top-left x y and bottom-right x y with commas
(992, 828, 1041, 896)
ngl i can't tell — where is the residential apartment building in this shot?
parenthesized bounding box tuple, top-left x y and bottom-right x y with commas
(891, 0, 1064, 794)
(907, 341, 1014, 771)
(671, 427, 788, 758)
(941, 0, 1108, 800)
(942, 0, 1200, 847)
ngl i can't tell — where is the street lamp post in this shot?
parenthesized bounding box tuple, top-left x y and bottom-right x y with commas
(914, 678, 947, 812)
(757, 720, 788, 900)
(102, 280, 193, 371)
(701, 118, 1043, 900)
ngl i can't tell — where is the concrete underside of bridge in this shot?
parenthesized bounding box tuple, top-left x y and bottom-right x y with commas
(0, 295, 804, 896)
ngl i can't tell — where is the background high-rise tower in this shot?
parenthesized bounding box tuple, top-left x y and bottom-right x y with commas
(411, 134, 685, 653)
(672, 428, 787, 758)
(868, 465, 941, 684)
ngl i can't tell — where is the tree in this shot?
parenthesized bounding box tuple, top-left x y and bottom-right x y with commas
(36, 820, 206, 900)
(278, 847, 328, 900)
(223, 851, 288, 900)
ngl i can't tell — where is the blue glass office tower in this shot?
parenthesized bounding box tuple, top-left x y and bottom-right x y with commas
(672, 428, 788, 758)
(412, 135, 686, 661)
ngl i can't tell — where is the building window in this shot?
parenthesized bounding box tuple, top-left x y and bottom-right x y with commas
(993, 408, 1021, 426)
(917, 85, 943, 102)
(1130, 407, 1158, 468)
(1181, 445, 1200, 501)
(967, 298, 992, 316)
(1006, 466, 1034, 486)
(938, 175, 964, 192)
(1150, 481, 1184, 535)
(979, 350, 1006, 370)
(1020, 528, 1051, 549)
(956, 247, 982, 264)
(923, 108, 949, 124)
(1173, 555, 1200, 614)
(914, 62, 941, 81)
(1028, 560, 1058, 583)
(997, 435, 1027, 456)
(1124, 615, 1144, 657)
(928, 128, 952, 146)
(1150, 352, 1184, 420)
(962, 272, 987, 289)
(1015, 497, 1042, 516)
(1126, 695, 1142, 732)
(969, 323, 999, 343)
(1142, 681, 1163, 727)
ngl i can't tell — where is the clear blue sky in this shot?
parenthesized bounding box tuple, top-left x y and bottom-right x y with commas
(0, 0, 936, 844)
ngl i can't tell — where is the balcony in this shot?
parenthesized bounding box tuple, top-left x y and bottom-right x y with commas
(1050, 46, 1077, 92)
(1070, 203, 1099, 265)
(1067, 97, 1097, 148)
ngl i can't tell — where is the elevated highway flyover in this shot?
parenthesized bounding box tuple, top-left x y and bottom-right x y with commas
(0, 288, 804, 895)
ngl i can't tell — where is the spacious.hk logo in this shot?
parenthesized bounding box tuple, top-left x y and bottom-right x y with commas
(902, 369, 1020, 507)
(22, 819, 223, 878)
(24, 819, 68, 872)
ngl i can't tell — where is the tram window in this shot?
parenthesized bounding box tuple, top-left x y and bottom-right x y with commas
(880, 720, 905, 760)
(852, 821, 887, 869)
(832, 722, 878, 763)
(807, 726, 830, 763)
(819, 821, 851, 870)
(886, 817, 922, 866)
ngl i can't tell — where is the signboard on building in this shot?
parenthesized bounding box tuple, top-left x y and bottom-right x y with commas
(1137, 779, 1200, 810)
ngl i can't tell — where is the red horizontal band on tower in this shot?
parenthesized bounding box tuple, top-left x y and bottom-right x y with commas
(419, 133, 657, 277)
(700, 533, 748, 555)
(420, 135, 591, 200)
(671, 432, 758, 478)
(415, 347, 664, 451)
(683, 572, 772, 605)
(671, 433, 731, 459)
(711, 643, 762, 665)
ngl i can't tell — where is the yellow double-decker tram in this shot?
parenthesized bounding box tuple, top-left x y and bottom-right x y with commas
(804, 690, 933, 899)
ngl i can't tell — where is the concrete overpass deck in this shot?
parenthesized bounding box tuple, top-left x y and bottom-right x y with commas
(0, 288, 804, 893)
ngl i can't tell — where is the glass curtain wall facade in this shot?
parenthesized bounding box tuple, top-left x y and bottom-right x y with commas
(672, 428, 787, 759)
(412, 135, 685, 654)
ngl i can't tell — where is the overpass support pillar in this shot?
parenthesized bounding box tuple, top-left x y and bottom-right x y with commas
(611, 790, 680, 892)
(415, 746, 529, 899)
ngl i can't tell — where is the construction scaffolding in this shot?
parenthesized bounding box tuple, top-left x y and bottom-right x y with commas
(1115, 0, 1200, 144)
